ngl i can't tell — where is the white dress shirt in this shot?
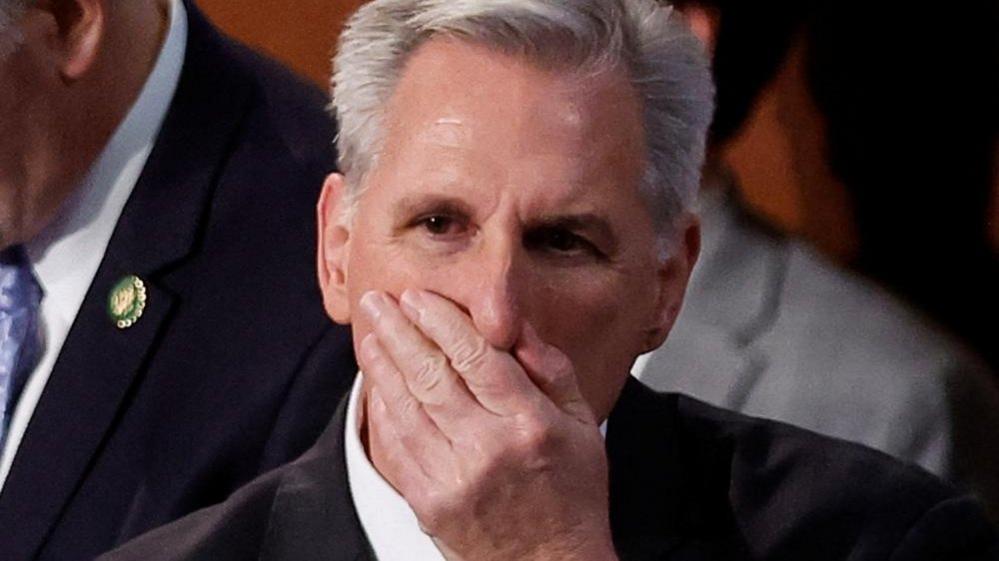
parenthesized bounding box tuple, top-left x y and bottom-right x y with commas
(345, 374, 448, 561)
(0, 0, 188, 491)
(630, 351, 652, 380)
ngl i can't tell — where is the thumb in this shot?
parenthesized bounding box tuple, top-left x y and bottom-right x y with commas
(514, 323, 594, 423)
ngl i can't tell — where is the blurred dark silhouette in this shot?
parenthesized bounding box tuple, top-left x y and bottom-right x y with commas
(688, 0, 812, 146)
(674, 0, 999, 371)
(640, 0, 999, 521)
(805, 2, 999, 371)
(677, 0, 999, 371)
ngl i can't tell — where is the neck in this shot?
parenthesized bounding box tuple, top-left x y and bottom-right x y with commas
(15, 0, 170, 246)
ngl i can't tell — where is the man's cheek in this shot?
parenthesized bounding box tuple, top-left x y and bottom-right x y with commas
(539, 295, 621, 362)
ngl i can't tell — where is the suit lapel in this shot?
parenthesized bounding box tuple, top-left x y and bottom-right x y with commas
(260, 395, 374, 561)
(608, 378, 690, 560)
(0, 6, 256, 559)
(607, 378, 748, 560)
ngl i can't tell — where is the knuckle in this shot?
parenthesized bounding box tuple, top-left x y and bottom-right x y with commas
(513, 413, 558, 455)
(416, 511, 443, 537)
(410, 489, 443, 532)
(449, 335, 491, 373)
(412, 353, 448, 393)
(413, 485, 465, 535)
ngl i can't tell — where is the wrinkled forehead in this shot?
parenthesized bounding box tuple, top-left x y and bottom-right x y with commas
(367, 37, 647, 203)
(390, 38, 639, 142)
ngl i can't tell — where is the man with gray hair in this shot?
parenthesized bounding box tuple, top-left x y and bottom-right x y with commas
(0, 1, 355, 560)
(100, 0, 997, 559)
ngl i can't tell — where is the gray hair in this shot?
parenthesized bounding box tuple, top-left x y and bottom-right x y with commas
(331, 0, 714, 241)
(0, 0, 29, 61)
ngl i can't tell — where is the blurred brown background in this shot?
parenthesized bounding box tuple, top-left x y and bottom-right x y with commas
(198, 0, 810, 247)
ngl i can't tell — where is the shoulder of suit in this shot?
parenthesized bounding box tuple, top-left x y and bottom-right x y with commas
(628, 387, 998, 555)
(207, 27, 337, 174)
(668, 389, 963, 507)
(624, 381, 948, 492)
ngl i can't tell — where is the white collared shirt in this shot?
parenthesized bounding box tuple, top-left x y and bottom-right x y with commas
(0, 0, 188, 491)
(345, 372, 617, 561)
(344, 374, 448, 561)
(630, 350, 653, 380)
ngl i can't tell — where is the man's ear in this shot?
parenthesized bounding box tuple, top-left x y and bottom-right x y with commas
(316, 173, 353, 324)
(642, 213, 701, 353)
(35, 0, 106, 80)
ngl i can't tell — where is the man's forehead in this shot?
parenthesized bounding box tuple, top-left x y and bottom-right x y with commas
(415, 118, 472, 150)
(360, 37, 648, 219)
(383, 37, 642, 143)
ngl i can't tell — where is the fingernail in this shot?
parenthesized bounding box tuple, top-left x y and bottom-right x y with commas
(399, 289, 422, 322)
(360, 291, 384, 321)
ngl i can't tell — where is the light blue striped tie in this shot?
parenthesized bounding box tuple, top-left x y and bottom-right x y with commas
(0, 245, 42, 450)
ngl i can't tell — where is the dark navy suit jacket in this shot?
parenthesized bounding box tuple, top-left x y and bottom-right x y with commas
(98, 377, 999, 561)
(0, 4, 356, 560)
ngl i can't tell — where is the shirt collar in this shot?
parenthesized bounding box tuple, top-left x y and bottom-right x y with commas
(344, 373, 447, 561)
(25, 0, 188, 324)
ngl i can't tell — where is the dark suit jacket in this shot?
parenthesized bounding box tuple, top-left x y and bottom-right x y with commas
(97, 377, 999, 561)
(0, 4, 356, 560)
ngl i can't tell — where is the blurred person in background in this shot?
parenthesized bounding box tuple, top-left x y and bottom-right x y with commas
(0, 1, 355, 560)
(805, 1, 999, 374)
(637, 0, 999, 520)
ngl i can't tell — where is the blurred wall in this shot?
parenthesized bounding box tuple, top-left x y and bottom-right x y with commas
(198, 0, 365, 88)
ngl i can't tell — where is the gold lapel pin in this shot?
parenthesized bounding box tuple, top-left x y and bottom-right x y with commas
(108, 275, 148, 330)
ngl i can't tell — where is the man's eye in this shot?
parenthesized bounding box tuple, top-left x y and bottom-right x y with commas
(418, 215, 466, 236)
(525, 228, 602, 258)
(543, 230, 581, 252)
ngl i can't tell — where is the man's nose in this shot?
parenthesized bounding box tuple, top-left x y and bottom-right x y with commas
(463, 245, 525, 352)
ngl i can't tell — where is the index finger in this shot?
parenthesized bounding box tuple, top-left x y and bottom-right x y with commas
(398, 289, 544, 416)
